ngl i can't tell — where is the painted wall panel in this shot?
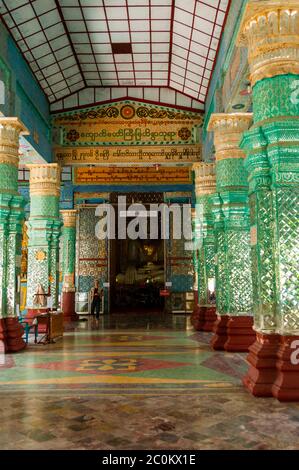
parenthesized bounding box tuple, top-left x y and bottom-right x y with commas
(0, 23, 52, 161)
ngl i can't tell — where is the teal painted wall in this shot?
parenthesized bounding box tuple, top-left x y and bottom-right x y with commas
(0, 23, 52, 161)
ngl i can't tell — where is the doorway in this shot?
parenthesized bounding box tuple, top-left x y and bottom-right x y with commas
(109, 192, 165, 313)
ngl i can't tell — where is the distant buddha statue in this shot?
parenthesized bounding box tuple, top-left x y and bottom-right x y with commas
(124, 265, 138, 285)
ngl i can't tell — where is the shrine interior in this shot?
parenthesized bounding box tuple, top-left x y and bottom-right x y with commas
(0, 0, 298, 453)
(110, 193, 165, 312)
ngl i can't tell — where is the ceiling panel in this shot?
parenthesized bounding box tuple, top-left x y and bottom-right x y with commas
(0, 0, 231, 104)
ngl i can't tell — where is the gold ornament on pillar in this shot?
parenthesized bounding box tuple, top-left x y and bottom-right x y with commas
(26, 163, 61, 197)
(237, 0, 299, 85)
(193, 162, 216, 196)
(0, 117, 29, 168)
(207, 114, 253, 161)
(61, 210, 77, 228)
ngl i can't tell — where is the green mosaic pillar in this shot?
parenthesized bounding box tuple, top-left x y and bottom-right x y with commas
(26, 164, 62, 322)
(238, 1, 299, 400)
(61, 210, 78, 321)
(208, 114, 255, 352)
(0, 117, 29, 352)
(210, 191, 227, 331)
(190, 206, 201, 328)
(191, 163, 217, 331)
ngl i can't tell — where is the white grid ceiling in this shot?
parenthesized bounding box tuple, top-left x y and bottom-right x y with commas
(0, 0, 230, 104)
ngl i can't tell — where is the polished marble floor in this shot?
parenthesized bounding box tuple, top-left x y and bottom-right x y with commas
(0, 313, 299, 450)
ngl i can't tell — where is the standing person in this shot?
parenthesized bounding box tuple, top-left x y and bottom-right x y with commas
(90, 280, 104, 319)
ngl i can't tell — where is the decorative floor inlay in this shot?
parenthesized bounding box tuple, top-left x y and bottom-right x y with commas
(0, 315, 298, 450)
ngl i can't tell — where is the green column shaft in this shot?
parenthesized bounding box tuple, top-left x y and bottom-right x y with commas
(27, 200, 61, 309)
(6, 198, 25, 316)
(211, 193, 228, 315)
(191, 214, 199, 294)
(193, 163, 217, 308)
(0, 118, 28, 320)
(208, 114, 253, 318)
(241, 127, 277, 332)
(49, 224, 61, 306)
(0, 202, 10, 318)
(241, 74, 299, 334)
(196, 193, 216, 306)
(62, 224, 76, 290)
(26, 165, 62, 310)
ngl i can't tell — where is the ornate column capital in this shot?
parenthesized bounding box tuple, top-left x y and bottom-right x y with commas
(27, 163, 61, 197)
(237, 1, 299, 86)
(193, 162, 216, 196)
(61, 210, 77, 228)
(207, 113, 253, 161)
(0, 117, 29, 168)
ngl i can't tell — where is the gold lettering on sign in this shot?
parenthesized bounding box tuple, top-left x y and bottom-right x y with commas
(74, 167, 192, 185)
(55, 145, 201, 165)
(61, 121, 198, 145)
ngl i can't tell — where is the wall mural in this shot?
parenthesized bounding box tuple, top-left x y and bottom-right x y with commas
(222, 46, 252, 113)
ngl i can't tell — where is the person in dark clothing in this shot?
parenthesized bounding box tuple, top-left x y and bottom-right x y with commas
(90, 280, 104, 319)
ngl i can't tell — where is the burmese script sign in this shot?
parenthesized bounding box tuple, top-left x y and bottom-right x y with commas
(52, 101, 203, 147)
(61, 120, 198, 145)
(54, 145, 201, 165)
(74, 166, 191, 185)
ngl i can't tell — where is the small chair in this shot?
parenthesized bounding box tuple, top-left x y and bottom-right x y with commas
(18, 315, 38, 344)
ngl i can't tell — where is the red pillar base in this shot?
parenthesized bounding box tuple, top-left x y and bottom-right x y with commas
(26, 308, 48, 333)
(272, 336, 299, 402)
(62, 291, 79, 322)
(243, 332, 280, 397)
(5, 318, 26, 352)
(211, 315, 230, 350)
(202, 306, 217, 332)
(224, 316, 255, 352)
(190, 305, 205, 330)
(0, 319, 7, 352)
(190, 291, 205, 330)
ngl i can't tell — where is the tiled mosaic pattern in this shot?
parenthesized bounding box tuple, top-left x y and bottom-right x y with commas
(0, 315, 299, 450)
(242, 73, 299, 335)
(77, 207, 108, 290)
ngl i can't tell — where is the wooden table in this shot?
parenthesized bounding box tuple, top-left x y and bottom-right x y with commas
(36, 310, 64, 344)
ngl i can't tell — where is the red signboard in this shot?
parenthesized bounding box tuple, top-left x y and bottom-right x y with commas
(160, 289, 170, 297)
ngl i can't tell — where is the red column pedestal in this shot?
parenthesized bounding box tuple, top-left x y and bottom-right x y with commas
(224, 316, 255, 352)
(5, 318, 26, 352)
(62, 291, 79, 322)
(26, 308, 48, 333)
(211, 314, 230, 350)
(272, 335, 299, 402)
(190, 291, 205, 330)
(0, 319, 7, 351)
(243, 332, 280, 397)
(190, 292, 217, 332)
(202, 306, 217, 332)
